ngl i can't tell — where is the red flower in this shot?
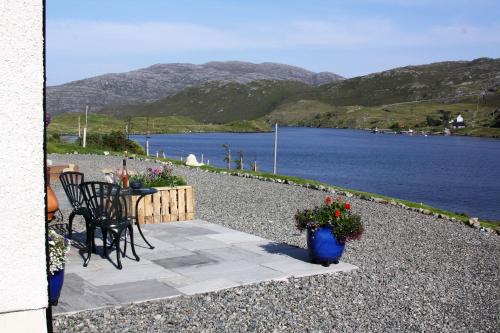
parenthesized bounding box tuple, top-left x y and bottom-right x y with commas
(335, 210, 341, 218)
(325, 196, 333, 206)
(345, 203, 351, 210)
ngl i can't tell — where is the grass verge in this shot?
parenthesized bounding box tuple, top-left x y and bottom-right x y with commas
(47, 140, 499, 233)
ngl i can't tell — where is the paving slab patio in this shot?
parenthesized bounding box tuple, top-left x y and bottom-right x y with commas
(53, 220, 357, 314)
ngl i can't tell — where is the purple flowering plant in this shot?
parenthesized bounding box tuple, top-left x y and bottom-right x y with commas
(130, 165, 186, 187)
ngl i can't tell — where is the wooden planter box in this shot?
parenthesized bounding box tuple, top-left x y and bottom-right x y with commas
(130, 186, 195, 224)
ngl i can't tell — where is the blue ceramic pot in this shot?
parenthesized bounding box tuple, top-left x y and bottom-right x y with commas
(49, 268, 65, 305)
(307, 226, 345, 266)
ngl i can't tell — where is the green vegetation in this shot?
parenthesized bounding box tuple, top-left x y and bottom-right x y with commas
(295, 197, 363, 243)
(195, 165, 499, 233)
(49, 58, 500, 138)
(318, 57, 500, 106)
(79, 131, 144, 154)
(45, 138, 500, 234)
(103, 80, 315, 123)
(48, 113, 270, 135)
(130, 165, 186, 187)
(47, 132, 143, 155)
(278, 99, 500, 134)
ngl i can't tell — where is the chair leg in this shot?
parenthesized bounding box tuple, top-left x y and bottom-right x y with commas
(102, 228, 108, 258)
(68, 211, 75, 239)
(123, 228, 128, 256)
(83, 227, 93, 267)
(128, 224, 140, 262)
(115, 234, 122, 270)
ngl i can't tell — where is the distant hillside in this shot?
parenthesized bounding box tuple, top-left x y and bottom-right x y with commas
(49, 58, 500, 138)
(104, 80, 317, 123)
(99, 58, 500, 137)
(47, 61, 343, 115)
(318, 57, 500, 106)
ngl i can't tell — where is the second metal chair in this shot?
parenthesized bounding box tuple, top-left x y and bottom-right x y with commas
(79, 181, 139, 269)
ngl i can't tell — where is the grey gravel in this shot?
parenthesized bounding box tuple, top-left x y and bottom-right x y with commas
(50, 154, 500, 333)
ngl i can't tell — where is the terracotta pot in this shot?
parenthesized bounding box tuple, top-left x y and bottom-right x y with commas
(47, 185, 59, 221)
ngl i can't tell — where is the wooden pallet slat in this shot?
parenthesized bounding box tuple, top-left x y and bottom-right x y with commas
(137, 196, 145, 225)
(153, 191, 161, 224)
(169, 189, 179, 221)
(186, 187, 195, 220)
(177, 188, 186, 221)
(161, 190, 170, 222)
(144, 194, 154, 224)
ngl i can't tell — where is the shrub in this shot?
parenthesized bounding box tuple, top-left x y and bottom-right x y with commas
(295, 196, 364, 243)
(426, 115, 442, 126)
(78, 131, 144, 154)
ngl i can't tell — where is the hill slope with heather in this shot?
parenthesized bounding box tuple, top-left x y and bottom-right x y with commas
(47, 61, 343, 115)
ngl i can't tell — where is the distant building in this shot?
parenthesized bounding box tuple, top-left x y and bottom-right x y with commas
(451, 114, 465, 129)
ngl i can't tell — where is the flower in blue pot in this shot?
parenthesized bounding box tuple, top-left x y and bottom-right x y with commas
(48, 230, 70, 305)
(295, 196, 363, 266)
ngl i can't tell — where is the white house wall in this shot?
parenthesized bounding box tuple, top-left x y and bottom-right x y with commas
(0, 0, 47, 331)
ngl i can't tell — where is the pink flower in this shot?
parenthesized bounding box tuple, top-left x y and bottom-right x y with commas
(325, 196, 333, 206)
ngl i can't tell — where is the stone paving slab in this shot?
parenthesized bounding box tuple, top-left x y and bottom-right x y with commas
(53, 220, 357, 314)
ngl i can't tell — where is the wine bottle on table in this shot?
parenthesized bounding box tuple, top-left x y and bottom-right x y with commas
(121, 159, 129, 188)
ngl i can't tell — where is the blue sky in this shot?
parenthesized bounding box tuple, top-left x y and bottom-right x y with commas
(47, 0, 500, 85)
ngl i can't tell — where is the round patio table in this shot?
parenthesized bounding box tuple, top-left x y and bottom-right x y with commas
(121, 187, 157, 249)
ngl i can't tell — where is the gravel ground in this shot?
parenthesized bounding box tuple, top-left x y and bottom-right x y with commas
(50, 154, 500, 333)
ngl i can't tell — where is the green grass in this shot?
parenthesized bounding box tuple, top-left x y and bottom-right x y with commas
(318, 57, 500, 106)
(47, 136, 106, 154)
(46, 138, 500, 234)
(48, 113, 270, 135)
(192, 164, 497, 232)
(103, 80, 315, 123)
(265, 99, 499, 135)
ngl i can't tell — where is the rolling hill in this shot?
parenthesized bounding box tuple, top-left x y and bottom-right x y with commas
(47, 61, 343, 115)
(49, 58, 500, 137)
(318, 57, 500, 106)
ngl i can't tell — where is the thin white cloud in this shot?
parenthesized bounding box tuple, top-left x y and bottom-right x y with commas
(47, 19, 500, 55)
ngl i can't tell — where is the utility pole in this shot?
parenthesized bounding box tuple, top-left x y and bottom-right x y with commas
(273, 123, 278, 174)
(127, 117, 132, 139)
(78, 115, 81, 138)
(82, 105, 88, 148)
(145, 117, 150, 156)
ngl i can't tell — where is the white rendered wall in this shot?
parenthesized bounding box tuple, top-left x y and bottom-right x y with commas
(0, 0, 47, 331)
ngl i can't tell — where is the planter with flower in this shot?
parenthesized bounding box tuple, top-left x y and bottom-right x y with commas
(295, 196, 363, 266)
(48, 230, 70, 305)
(129, 165, 195, 223)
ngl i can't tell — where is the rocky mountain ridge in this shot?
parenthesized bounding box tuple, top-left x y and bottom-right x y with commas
(47, 61, 343, 115)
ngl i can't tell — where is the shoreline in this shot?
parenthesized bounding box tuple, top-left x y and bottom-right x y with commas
(48, 151, 500, 233)
(52, 124, 500, 140)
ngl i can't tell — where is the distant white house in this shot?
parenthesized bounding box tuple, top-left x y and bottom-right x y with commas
(450, 114, 465, 129)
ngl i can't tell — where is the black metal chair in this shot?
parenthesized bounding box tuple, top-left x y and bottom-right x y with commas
(59, 172, 89, 239)
(79, 181, 139, 269)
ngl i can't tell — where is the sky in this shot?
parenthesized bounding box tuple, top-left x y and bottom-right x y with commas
(46, 0, 500, 85)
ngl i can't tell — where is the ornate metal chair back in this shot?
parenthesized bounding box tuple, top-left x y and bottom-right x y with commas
(59, 172, 85, 209)
(79, 182, 125, 225)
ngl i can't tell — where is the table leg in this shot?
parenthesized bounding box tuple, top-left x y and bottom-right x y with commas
(135, 195, 155, 249)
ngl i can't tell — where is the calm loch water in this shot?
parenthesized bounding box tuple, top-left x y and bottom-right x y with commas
(132, 127, 500, 220)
